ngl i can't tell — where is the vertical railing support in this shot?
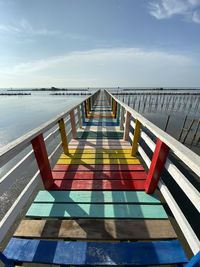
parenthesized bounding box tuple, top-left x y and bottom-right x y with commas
(120, 106, 125, 130)
(31, 134, 53, 189)
(145, 139, 170, 194)
(113, 101, 117, 118)
(58, 118, 69, 154)
(123, 111, 131, 141)
(70, 109, 77, 139)
(77, 106, 82, 129)
(84, 101, 88, 118)
(131, 119, 141, 156)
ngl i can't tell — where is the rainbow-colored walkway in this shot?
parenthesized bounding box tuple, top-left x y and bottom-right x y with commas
(6, 91, 189, 266)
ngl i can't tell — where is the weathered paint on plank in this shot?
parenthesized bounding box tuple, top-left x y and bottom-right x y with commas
(51, 179, 145, 190)
(77, 132, 124, 139)
(34, 190, 159, 203)
(14, 219, 177, 240)
(66, 149, 132, 154)
(57, 158, 140, 165)
(52, 170, 147, 180)
(60, 153, 137, 159)
(26, 203, 168, 218)
(53, 164, 144, 172)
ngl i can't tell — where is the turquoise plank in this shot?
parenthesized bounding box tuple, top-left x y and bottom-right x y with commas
(34, 190, 160, 204)
(3, 238, 188, 266)
(26, 203, 168, 218)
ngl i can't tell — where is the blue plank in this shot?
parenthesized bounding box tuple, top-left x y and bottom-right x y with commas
(3, 238, 188, 266)
(186, 252, 200, 267)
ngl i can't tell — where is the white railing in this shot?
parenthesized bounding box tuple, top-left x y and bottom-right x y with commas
(0, 90, 100, 244)
(105, 89, 200, 255)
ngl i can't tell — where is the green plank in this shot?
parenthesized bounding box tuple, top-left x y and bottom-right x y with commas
(77, 131, 123, 139)
(26, 203, 168, 219)
(34, 191, 160, 204)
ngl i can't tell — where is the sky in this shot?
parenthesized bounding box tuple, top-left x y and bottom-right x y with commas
(0, 0, 200, 88)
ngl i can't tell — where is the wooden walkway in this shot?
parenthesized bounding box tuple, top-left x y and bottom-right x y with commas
(2, 91, 191, 266)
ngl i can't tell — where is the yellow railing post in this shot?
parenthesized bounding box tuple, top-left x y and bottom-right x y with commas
(58, 118, 69, 154)
(131, 119, 141, 156)
(120, 106, 125, 130)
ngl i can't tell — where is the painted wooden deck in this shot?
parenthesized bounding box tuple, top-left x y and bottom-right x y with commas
(2, 90, 191, 266)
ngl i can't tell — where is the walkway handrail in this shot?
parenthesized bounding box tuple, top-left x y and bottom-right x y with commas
(105, 89, 200, 255)
(105, 90, 200, 177)
(0, 89, 100, 244)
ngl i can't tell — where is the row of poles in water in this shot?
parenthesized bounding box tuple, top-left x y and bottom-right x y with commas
(114, 92, 200, 148)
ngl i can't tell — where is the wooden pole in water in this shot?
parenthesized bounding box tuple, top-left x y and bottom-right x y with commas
(182, 119, 195, 144)
(178, 115, 188, 141)
(164, 115, 170, 132)
(190, 120, 200, 147)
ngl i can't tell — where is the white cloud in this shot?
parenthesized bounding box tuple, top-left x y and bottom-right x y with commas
(148, 0, 200, 23)
(0, 47, 199, 87)
(0, 19, 61, 36)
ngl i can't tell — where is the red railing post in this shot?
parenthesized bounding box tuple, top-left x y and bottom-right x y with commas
(145, 139, 170, 193)
(31, 134, 53, 189)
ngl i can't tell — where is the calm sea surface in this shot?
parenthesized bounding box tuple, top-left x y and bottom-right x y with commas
(0, 90, 85, 147)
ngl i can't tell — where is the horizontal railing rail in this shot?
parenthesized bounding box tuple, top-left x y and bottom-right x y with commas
(0, 89, 100, 244)
(105, 89, 200, 255)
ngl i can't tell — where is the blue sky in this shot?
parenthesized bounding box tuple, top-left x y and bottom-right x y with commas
(0, 0, 200, 87)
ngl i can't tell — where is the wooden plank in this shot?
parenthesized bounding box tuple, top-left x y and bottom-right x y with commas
(57, 158, 140, 165)
(2, 238, 188, 265)
(52, 170, 147, 180)
(77, 131, 123, 139)
(66, 148, 132, 154)
(60, 153, 138, 159)
(69, 139, 131, 145)
(33, 190, 159, 203)
(26, 203, 168, 218)
(52, 179, 145, 190)
(14, 219, 177, 240)
(53, 164, 144, 171)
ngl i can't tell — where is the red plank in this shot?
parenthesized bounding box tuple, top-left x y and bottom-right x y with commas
(145, 139, 170, 194)
(51, 179, 145, 190)
(53, 164, 145, 172)
(52, 171, 147, 180)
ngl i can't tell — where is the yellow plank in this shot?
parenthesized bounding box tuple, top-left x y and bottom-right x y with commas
(57, 158, 140, 165)
(67, 149, 132, 154)
(60, 153, 135, 159)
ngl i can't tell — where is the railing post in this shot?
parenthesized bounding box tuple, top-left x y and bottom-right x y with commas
(77, 106, 82, 128)
(123, 111, 131, 141)
(145, 139, 170, 194)
(120, 106, 125, 130)
(113, 101, 117, 118)
(131, 119, 141, 156)
(31, 134, 53, 189)
(58, 118, 69, 154)
(70, 109, 77, 139)
(84, 101, 88, 118)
